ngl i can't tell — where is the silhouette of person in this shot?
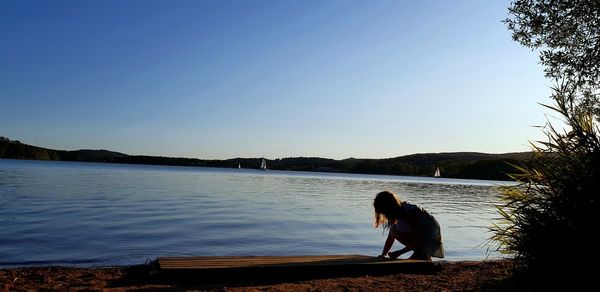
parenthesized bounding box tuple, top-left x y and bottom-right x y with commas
(373, 190, 444, 261)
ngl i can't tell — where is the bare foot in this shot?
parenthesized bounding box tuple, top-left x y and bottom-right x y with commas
(409, 252, 432, 261)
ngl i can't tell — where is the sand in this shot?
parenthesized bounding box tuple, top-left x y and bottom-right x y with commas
(1, 260, 515, 291)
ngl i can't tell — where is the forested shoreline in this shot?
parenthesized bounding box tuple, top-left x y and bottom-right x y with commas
(1, 136, 531, 180)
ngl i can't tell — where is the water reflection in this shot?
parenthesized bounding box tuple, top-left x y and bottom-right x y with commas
(0, 159, 506, 267)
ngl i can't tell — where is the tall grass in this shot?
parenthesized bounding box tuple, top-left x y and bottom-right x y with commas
(491, 80, 600, 287)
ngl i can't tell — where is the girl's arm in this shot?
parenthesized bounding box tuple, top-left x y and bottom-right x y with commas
(379, 231, 395, 257)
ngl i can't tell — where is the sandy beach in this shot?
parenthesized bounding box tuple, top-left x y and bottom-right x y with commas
(1, 259, 515, 291)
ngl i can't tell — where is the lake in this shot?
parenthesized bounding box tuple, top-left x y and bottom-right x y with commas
(0, 159, 510, 267)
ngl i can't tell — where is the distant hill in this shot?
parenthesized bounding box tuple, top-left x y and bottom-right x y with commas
(58, 149, 129, 162)
(0, 136, 533, 181)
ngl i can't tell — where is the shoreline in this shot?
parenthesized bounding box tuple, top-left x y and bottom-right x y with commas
(1, 259, 515, 291)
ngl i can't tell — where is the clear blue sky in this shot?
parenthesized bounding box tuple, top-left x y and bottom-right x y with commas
(1, 0, 550, 160)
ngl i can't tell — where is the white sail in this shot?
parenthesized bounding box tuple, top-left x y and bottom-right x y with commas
(434, 167, 441, 178)
(260, 158, 267, 170)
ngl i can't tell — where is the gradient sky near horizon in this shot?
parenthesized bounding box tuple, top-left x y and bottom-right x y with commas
(1, 0, 551, 160)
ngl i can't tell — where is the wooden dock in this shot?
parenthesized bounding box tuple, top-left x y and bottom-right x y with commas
(157, 255, 438, 282)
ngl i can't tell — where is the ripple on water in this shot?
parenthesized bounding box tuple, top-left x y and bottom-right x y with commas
(0, 159, 505, 267)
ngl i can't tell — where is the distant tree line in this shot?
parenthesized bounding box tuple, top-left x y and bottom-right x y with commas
(0, 136, 60, 160)
(1, 136, 532, 181)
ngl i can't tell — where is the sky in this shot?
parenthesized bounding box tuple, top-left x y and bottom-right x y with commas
(1, 0, 551, 160)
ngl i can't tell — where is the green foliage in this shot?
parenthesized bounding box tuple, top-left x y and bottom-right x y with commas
(495, 1, 600, 287)
(491, 81, 600, 286)
(505, 0, 600, 119)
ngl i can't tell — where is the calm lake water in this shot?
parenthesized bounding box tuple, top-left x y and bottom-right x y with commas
(0, 159, 510, 267)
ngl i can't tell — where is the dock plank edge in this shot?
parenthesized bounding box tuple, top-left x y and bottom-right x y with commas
(155, 255, 440, 282)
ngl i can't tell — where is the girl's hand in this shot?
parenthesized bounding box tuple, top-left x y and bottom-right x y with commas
(388, 250, 401, 259)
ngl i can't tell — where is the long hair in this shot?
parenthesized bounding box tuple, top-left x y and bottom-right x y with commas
(373, 190, 402, 229)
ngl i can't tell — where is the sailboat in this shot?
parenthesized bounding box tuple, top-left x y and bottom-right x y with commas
(238, 163, 241, 169)
(434, 167, 441, 178)
(260, 158, 267, 170)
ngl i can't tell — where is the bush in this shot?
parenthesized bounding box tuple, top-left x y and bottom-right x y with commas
(491, 80, 600, 288)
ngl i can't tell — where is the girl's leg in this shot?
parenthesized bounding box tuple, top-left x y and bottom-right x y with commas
(393, 231, 415, 247)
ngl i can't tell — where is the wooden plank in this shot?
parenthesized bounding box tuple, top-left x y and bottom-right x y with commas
(159, 255, 387, 270)
(156, 255, 438, 281)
